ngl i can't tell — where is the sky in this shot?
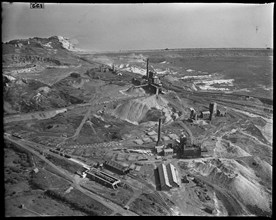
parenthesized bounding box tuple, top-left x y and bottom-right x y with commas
(2, 3, 274, 51)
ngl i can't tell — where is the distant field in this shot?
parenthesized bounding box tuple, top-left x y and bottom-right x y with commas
(13, 66, 90, 86)
(93, 49, 273, 99)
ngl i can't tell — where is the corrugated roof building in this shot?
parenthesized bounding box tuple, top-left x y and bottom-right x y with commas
(86, 168, 121, 189)
(166, 163, 180, 187)
(104, 160, 129, 175)
(157, 163, 172, 191)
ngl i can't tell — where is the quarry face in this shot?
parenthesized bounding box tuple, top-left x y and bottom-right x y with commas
(3, 37, 272, 217)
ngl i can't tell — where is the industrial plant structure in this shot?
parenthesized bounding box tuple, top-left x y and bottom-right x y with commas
(154, 117, 175, 157)
(163, 148, 174, 156)
(200, 111, 210, 120)
(157, 163, 180, 191)
(155, 145, 164, 154)
(178, 135, 201, 158)
(145, 58, 162, 95)
(131, 58, 163, 95)
(198, 102, 224, 121)
(158, 163, 171, 191)
(189, 108, 198, 121)
(216, 108, 227, 117)
(166, 163, 180, 188)
(86, 168, 121, 189)
(104, 160, 130, 175)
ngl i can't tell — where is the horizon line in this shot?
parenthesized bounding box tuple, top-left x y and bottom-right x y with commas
(3, 36, 272, 53)
(82, 47, 273, 53)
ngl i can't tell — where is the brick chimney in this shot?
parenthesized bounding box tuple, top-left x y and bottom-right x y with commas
(156, 118, 162, 146)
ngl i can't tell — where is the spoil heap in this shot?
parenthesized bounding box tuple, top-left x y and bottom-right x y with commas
(125, 86, 146, 96)
(112, 95, 172, 124)
(188, 158, 271, 215)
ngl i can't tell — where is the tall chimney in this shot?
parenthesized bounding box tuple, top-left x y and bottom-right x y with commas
(146, 58, 149, 81)
(156, 118, 162, 145)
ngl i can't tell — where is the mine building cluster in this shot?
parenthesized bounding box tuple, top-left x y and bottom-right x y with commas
(131, 58, 163, 95)
(72, 158, 128, 190)
(190, 102, 227, 121)
(153, 117, 202, 160)
(144, 58, 163, 94)
(177, 134, 201, 159)
(154, 118, 175, 157)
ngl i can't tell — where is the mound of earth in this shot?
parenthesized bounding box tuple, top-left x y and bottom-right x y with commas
(164, 75, 179, 82)
(37, 86, 51, 94)
(4, 78, 84, 114)
(243, 123, 269, 144)
(3, 36, 82, 68)
(215, 138, 251, 158)
(188, 158, 271, 216)
(235, 156, 272, 190)
(124, 86, 146, 96)
(111, 95, 173, 124)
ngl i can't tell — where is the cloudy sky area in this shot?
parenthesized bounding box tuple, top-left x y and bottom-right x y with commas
(2, 3, 273, 51)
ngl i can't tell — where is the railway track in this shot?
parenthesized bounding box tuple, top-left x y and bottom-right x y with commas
(127, 173, 173, 215)
(5, 135, 138, 216)
(164, 82, 272, 107)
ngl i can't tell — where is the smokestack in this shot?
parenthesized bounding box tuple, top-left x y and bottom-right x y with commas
(146, 58, 149, 81)
(156, 118, 162, 145)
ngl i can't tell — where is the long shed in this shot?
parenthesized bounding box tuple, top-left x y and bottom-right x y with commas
(157, 164, 172, 191)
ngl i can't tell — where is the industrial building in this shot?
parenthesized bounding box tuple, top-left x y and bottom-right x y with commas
(157, 163, 172, 191)
(155, 145, 164, 154)
(131, 58, 163, 95)
(181, 145, 201, 158)
(189, 108, 198, 120)
(163, 148, 174, 156)
(146, 73, 162, 95)
(179, 134, 192, 147)
(217, 108, 227, 117)
(86, 168, 121, 189)
(100, 64, 109, 72)
(157, 163, 180, 191)
(166, 163, 180, 187)
(178, 135, 201, 158)
(200, 111, 210, 120)
(198, 102, 221, 120)
(104, 160, 129, 175)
